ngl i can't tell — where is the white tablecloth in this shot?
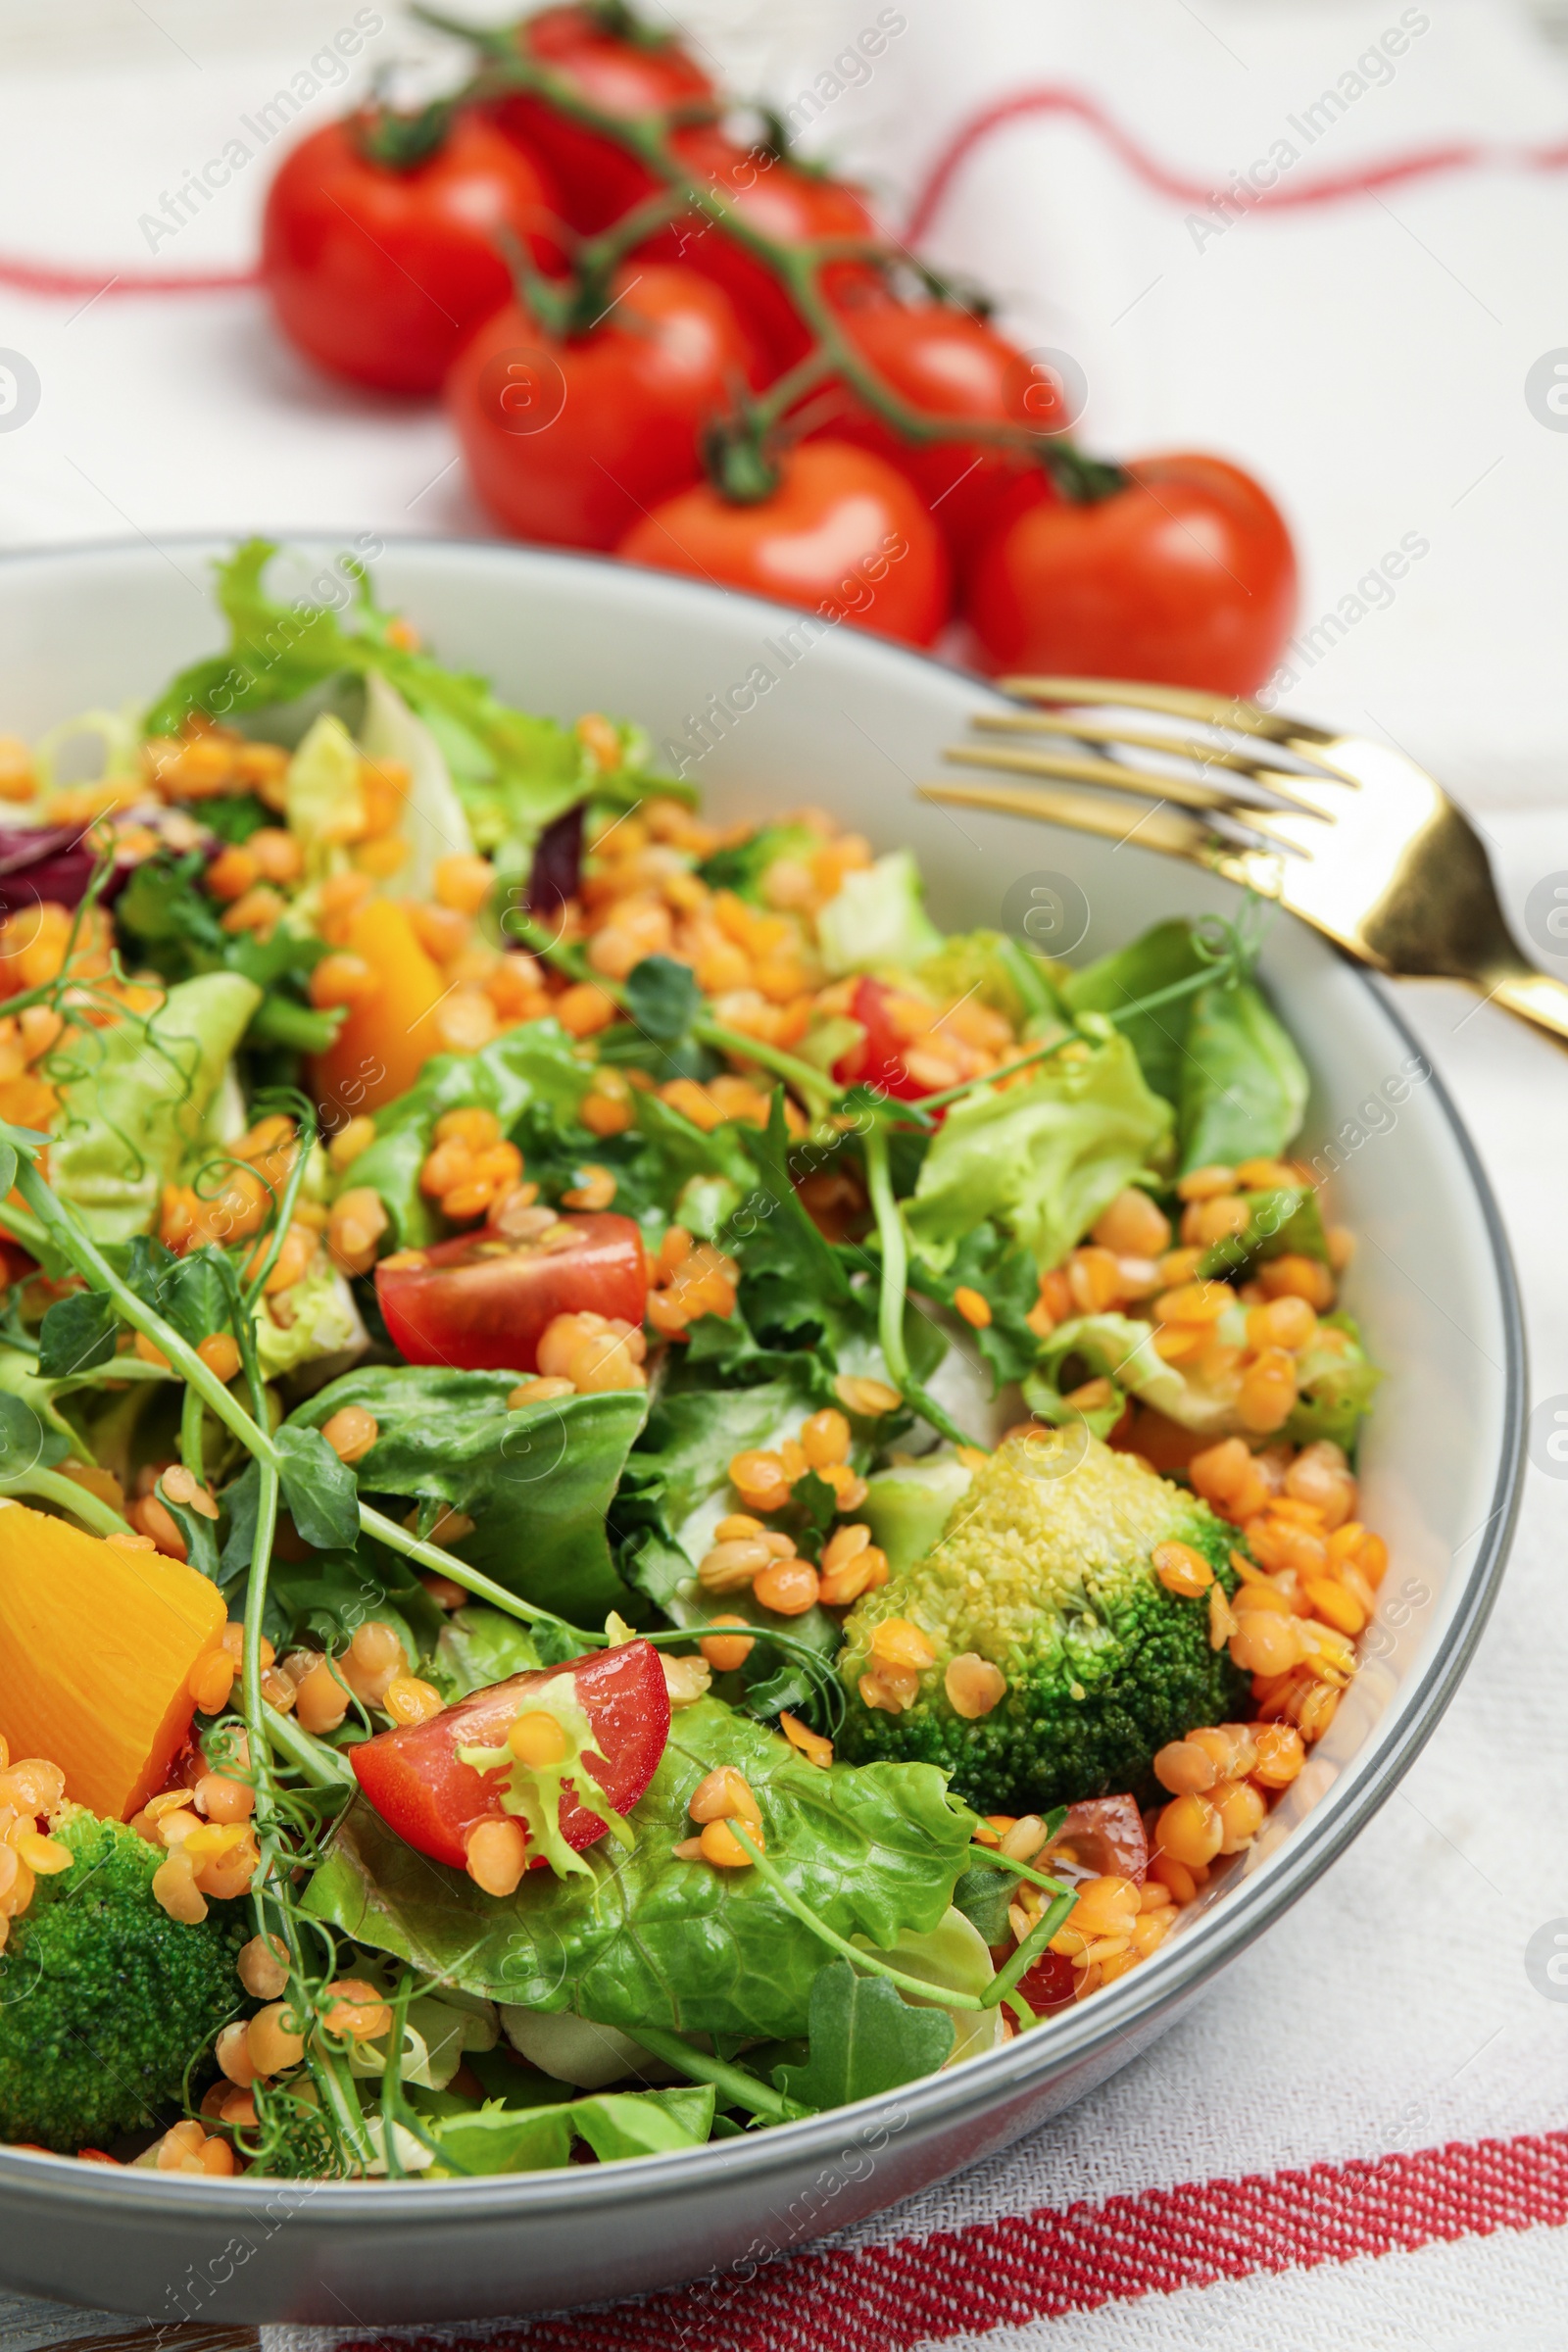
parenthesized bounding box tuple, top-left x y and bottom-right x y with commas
(3, 5, 1568, 2347)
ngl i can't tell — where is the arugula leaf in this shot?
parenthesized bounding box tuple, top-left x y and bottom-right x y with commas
(274, 1423, 362, 1551)
(612, 1374, 814, 1609)
(265, 1540, 443, 1666)
(774, 1960, 954, 2111)
(510, 1089, 753, 1236)
(1179, 978, 1308, 1172)
(909, 1220, 1042, 1392)
(304, 1696, 975, 2041)
(37, 1291, 117, 1380)
(289, 1368, 645, 1622)
(343, 1019, 594, 1250)
(729, 1100, 876, 1364)
(113, 856, 331, 1049)
(905, 1022, 1173, 1275)
(621, 955, 701, 1044)
(429, 2083, 714, 2176)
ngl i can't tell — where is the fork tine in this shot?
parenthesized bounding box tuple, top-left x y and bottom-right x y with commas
(999, 674, 1338, 750)
(958, 725, 1338, 821)
(943, 740, 1333, 826)
(920, 777, 1215, 858)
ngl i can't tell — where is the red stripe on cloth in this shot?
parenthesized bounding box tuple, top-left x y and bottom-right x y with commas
(904, 86, 1568, 241)
(0, 255, 258, 297)
(337, 2128, 1568, 2352)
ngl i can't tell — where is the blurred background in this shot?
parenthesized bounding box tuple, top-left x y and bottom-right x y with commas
(3, 0, 1567, 826)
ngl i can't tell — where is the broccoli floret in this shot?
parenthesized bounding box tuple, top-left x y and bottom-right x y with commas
(0, 1810, 250, 2153)
(836, 1433, 1248, 1814)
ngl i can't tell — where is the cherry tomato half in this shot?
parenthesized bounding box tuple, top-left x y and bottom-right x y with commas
(262, 112, 562, 396)
(642, 126, 881, 374)
(495, 4, 715, 233)
(448, 266, 761, 550)
(824, 287, 1062, 571)
(375, 1211, 648, 1373)
(617, 439, 951, 647)
(966, 452, 1298, 697)
(352, 1641, 670, 1871)
(832, 976, 939, 1103)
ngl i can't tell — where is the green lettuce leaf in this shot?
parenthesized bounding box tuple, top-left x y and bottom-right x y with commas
(48, 972, 262, 1243)
(344, 1018, 594, 1250)
(905, 1022, 1173, 1274)
(303, 1696, 975, 2041)
(253, 1259, 367, 1382)
(815, 850, 944, 977)
(1061, 918, 1208, 1105)
(917, 929, 1067, 1035)
(1025, 1304, 1382, 1448)
(288, 1367, 645, 1622)
(1179, 978, 1309, 1173)
(144, 540, 649, 853)
(428, 2083, 714, 2176)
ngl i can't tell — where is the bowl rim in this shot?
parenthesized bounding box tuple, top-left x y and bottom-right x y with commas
(0, 532, 1528, 2225)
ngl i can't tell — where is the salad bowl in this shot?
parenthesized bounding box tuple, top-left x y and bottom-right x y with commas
(0, 536, 1524, 2327)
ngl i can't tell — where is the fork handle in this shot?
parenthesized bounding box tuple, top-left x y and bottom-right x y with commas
(1485, 969, 1568, 1046)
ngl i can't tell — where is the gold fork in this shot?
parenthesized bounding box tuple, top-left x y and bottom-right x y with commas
(921, 676, 1568, 1046)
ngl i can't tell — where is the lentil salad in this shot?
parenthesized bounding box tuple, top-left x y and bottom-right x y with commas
(0, 543, 1386, 2179)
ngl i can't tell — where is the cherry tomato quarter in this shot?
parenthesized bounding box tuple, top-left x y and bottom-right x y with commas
(966, 452, 1298, 697)
(262, 112, 562, 396)
(495, 4, 716, 233)
(352, 1641, 670, 1871)
(832, 976, 939, 1103)
(617, 439, 951, 647)
(375, 1210, 648, 1373)
(448, 267, 760, 549)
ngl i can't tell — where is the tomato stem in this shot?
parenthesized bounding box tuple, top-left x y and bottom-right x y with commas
(416, 10, 1125, 502)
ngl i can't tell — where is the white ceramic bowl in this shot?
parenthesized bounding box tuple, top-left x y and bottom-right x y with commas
(0, 538, 1524, 2327)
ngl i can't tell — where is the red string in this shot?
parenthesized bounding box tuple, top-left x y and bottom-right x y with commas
(4, 91, 1567, 296)
(0, 253, 258, 298)
(905, 83, 1568, 242)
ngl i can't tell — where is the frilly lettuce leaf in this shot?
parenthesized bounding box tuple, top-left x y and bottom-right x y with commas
(252, 1259, 367, 1383)
(917, 928, 1067, 1035)
(815, 849, 944, 977)
(905, 1021, 1173, 1275)
(303, 1696, 975, 2041)
(48, 971, 262, 1243)
(358, 669, 475, 904)
(143, 539, 649, 853)
(1026, 1305, 1382, 1449)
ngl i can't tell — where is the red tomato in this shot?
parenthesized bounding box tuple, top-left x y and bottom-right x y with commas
(641, 126, 880, 373)
(495, 5, 715, 233)
(1013, 1949, 1077, 2016)
(375, 1211, 648, 1373)
(832, 977, 938, 1103)
(262, 112, 562, 396)
(352, 1641, 670, 1871)
(448, 266, 760, 550)
(823, 288, 1062, 570)
(966, 453, 1298, 697)
(617, 440, 951, 647)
